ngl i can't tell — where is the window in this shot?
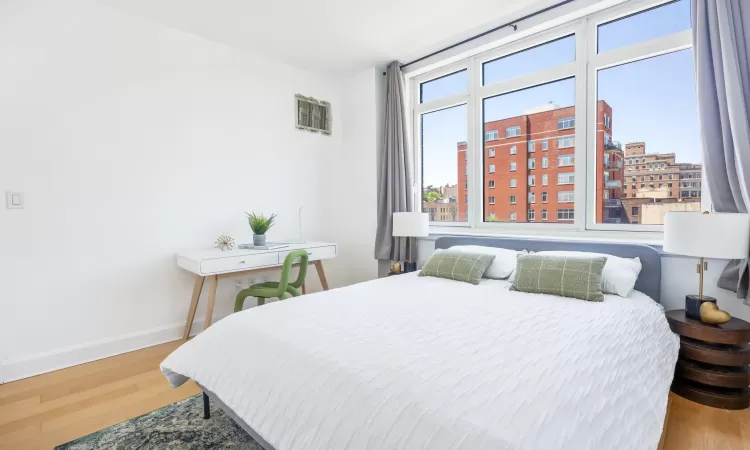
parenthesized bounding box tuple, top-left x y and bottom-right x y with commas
(488, 212, 496, 219)
(510, 212, 517, 221)
(510, 195, 516, 204)
(529, 192, 535, 203)
(632, 207, 639, 216)
(528, 209, 536, 221)
(557, 136, 575, 149)
(542, 192, 548, 203)
(542, 209, 548, 221)
(557, 209, 575, 220)
(488, 196, 496, 204)
(414, 0, 700, 231)
(558, 155, 574, 167)
(558, 173, 574, 185)
(557, 117, 575, 130)
(420, 104, 466, 223)
(558, 191, 575, 203)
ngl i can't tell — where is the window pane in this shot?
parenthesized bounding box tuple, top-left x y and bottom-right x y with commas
(421, 104, 468, 222)
(483, 35, 575, 85)
(420, 70, 467, 103)
(481, 78, 576, 223)
(597, 0, 690, 53)
(596, 49, 701, 225)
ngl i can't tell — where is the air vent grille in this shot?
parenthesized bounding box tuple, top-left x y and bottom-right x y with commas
(295, 94, 331, 135)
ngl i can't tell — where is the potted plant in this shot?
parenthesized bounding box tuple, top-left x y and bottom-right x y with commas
(245, 212, 277, 246)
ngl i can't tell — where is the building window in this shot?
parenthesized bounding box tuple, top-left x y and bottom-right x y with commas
(510, 178, 517, 188)
(557, 117, 575, 130)
(489, 164, 496, 174)
(528, 209, 536, 221)
(632, 207, 639, 216)
(542, 174, 548, 186)
(488, 148, 495, 158)
(488, 180, 495, 188)
(528, 141, 535, 153)
(505, 126, 521, 137)
(542, 191, 548, 203)
(542, 157, 548, 169)
(529, 192, 535, 203)
(510, 145, 517, 155)
(488, 196, 496, 205)
(510, 212, 517, 221)
(541, 139, 548, 151)
(488, 212, 496, 219)
(542, 209, 548, 221)
(510, 162, 517, 172)
(510, 195, 516, 204)
(558, 191, 575, 203)
(557, 136, 575, 149)
(557, 209, 574, 220)
(528, 158, 535, 169)
(486, 130, 499, 141)
(558, 173, 575, 185)
(604, 113, 611, 128)
(528, 175, 536, 186)
(558, 155, 575, 167)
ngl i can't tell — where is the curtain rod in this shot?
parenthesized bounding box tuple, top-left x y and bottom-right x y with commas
(384, 0, 576, 75)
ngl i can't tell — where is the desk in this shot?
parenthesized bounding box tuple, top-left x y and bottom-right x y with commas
(177, 242, 336, 338)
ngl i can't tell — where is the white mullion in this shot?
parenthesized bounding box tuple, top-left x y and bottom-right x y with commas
(415, 93, 470, 115)
(589, 29, 692, 71)
(584, 12, 599, 232)
(573, 21, 588, 232)
(465, 60, 477, 228)
(477, 62, 577, 99)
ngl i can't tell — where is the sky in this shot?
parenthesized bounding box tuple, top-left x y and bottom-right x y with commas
(421, 0, 699, 187)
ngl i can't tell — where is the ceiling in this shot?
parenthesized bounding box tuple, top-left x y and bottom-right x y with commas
(100, 0, 552, 74)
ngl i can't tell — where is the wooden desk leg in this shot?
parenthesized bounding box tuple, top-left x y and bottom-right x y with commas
(314, 260, 329, 290)
(204, 275, 219, 330)
(183, 275, 205, 340)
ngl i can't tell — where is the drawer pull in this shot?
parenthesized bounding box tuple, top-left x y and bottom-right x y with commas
(239, 260, 246, 264)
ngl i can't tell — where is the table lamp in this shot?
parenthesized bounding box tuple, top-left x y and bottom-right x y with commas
(663, 211, 750, 321)
(392, 212, 429, 273)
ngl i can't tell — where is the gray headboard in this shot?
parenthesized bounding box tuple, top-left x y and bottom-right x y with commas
(434, 236, 662, 303)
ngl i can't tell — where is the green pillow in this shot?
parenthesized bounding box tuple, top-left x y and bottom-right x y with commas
(510, 254, 607, 302)
(418, 250, 495, 285)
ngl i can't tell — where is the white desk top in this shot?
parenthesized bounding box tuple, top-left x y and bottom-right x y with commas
(178, 241, 335, 261)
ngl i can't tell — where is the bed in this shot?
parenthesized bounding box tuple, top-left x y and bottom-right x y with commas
(161, 236, 679, 450)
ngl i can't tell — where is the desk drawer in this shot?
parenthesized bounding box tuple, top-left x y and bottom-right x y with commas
(279, 245, 336, 262)
(200, 253, 279, 274)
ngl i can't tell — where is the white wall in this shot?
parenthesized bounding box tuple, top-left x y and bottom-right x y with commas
(0, 0, 382, 381)
(416, 238, 750, 321)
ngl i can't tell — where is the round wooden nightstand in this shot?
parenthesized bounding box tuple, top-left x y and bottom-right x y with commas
(666, 309, 750, 410)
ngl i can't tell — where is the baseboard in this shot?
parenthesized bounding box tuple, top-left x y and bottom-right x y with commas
(1, 314, 229, 383)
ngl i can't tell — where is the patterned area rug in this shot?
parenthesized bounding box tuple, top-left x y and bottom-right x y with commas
(56, 394, 264, 449)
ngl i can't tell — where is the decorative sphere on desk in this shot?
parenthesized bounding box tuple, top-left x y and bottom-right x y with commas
(215, 234, 235, 251)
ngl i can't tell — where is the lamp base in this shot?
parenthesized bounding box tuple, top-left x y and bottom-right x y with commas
(404, 261, 418, 273)
(685, 295, 717, 320)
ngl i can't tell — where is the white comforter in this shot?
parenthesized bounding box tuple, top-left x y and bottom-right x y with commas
(162, 273, 679, 450)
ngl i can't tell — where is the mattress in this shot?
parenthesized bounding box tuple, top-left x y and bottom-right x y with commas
(162, 273, 679, 450)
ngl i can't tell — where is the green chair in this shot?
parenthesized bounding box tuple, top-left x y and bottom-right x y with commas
(234, 250, 309, 312)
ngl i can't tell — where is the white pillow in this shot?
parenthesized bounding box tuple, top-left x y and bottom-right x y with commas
(449, 245, 527, 279)
(530, 250, 642, 297)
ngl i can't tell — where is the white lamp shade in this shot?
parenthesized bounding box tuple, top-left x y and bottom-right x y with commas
(663, 212, 750, 259)
(392, 212, 429, 237)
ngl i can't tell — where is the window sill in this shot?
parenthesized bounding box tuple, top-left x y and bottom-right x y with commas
(423, 225, 665, 247)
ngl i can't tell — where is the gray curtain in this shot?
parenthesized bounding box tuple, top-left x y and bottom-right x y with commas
(374, 62, 413, 261)
(692, 0, 750, 303)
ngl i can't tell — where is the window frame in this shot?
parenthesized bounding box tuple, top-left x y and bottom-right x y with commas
(411, 0, 701, 235)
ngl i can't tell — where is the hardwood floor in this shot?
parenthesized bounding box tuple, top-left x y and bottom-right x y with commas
(0, 341, 748, 449)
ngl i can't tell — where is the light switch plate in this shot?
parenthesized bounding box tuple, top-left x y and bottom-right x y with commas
(6, 191, 24, 209)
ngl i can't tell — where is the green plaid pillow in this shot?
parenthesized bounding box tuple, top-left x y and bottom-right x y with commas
(510, 254, 607, 302)
(418, 250, 495, 285)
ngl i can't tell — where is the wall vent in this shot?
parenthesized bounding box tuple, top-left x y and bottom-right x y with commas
(295, 94, 331, 135)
